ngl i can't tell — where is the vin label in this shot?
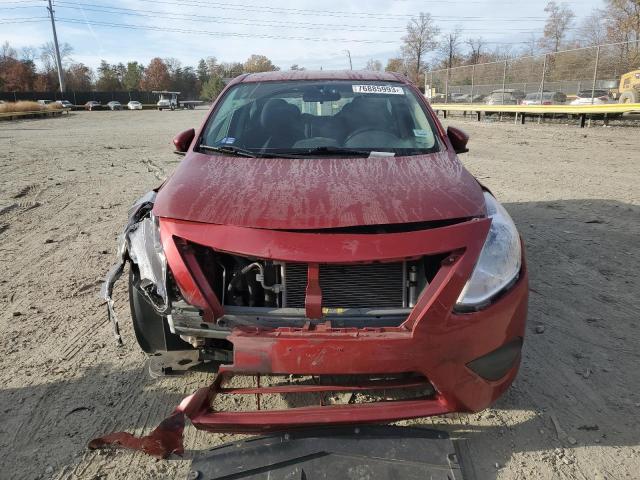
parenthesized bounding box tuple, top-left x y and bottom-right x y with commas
(352, 85, 404, 95)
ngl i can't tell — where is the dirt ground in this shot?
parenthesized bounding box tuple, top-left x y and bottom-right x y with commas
(0, 109, 638, 480)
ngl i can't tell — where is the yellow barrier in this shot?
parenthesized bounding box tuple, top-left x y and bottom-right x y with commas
(429, 102, 640, 127)
(429, 103, 640, 114)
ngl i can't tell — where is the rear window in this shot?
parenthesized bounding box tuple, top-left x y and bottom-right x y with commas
(200, 80, 439, 157)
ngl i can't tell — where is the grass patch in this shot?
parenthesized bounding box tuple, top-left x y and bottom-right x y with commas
(0, 101, 63, 114)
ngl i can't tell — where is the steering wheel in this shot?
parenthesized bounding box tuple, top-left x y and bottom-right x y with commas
(343, 128, 399, 147)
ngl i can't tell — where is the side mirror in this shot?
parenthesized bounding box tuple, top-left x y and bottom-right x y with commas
(446, 126, 469, 154)
(173, 128, 195, 154)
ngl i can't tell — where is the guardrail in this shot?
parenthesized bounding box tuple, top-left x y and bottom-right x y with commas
(429, 102, 640, 127)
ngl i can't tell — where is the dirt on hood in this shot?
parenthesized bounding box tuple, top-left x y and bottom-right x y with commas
(152, 150, 486, 229)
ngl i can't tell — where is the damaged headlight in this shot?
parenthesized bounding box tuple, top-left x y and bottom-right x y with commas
(127, 212, 168, 310)
(101, 191, 168, 344)
(455, 192, 521, 310)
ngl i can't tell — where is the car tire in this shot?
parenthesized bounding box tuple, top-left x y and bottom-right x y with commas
(128, 267, 193, 354)
(619, 91, 638, 104)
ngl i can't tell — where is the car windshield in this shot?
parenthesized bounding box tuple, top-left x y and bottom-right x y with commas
(199, 80, 439, 157)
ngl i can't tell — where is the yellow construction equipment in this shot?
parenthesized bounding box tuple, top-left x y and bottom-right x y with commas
(618, 69, 640, 104)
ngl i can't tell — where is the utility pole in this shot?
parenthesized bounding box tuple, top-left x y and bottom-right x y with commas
(344, 50, 353, 70)
(46, 0, 65, 93)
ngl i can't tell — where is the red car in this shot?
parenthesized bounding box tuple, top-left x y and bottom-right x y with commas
(98, 70, 527, 457)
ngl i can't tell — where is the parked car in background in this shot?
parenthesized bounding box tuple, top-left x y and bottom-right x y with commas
(56, 100, 73, 108)
(127, 101, 142, 110)
(570, 90, 612, 105)
(521, 91, 567, 105)
(458, 93, 486, 103)
(85, 101, 102, 111)
(107, 101, 123, 111)
(449, 93, 467, 103)
(37, 99, 53, 105)
(485, 89, 525, 105)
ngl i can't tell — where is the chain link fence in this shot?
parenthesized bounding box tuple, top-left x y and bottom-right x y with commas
(428, 39, 640, 104)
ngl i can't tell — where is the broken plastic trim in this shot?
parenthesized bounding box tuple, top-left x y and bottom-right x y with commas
(101, 190, 169, 345)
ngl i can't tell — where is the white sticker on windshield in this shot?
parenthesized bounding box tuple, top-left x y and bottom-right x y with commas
(352, 85, 404, 95)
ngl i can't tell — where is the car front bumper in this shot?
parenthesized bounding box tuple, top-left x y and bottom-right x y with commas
(159, 216, 528, 431)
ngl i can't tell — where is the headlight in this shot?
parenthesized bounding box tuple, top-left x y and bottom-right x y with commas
(456, 192, 521, 309)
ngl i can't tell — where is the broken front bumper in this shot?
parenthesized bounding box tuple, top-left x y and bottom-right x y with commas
(162, 217, 527, 426)
(91, 216, 527, 458)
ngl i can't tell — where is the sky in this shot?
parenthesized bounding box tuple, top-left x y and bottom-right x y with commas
(0, 0, 604, 71)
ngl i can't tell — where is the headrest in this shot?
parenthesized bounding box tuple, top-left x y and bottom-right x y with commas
(260, 98, 300, 129)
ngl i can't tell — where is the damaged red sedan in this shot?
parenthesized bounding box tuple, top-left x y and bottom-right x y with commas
(99, 70, 527, 455)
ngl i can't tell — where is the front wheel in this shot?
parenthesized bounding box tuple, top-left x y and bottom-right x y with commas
(128, 267, 192, 353)
(619, 91, 638, 104)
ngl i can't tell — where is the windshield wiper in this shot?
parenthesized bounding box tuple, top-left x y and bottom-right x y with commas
(199, 144, 262, 158)
(282, 146, 372, 157)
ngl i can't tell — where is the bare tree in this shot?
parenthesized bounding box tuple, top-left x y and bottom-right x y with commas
(522, 33, 538, 57)
(578, 10, 608, 46)
(1, 41, 17, 60)
(401, 12, 439, 84)
(20, 46, 38, 63)
(438, 27, 462, 69)
(540, 1, 575, 52)
(466, 37, 485, 64)
(365, 59, 382, 71)
(40, 41, 73, 72)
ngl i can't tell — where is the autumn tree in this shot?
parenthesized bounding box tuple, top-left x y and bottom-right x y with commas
(385, 57, 407, 75)
(604, 0, 640, 42)
(364, 59, 383, 71)
(243, 54, 279, 73)
(0, 43, 37, 91)
(540, 1, 575, 52)
(140, 57, 170, 90)
(401, 12, 439, 84)
(65, 63, 93, 90)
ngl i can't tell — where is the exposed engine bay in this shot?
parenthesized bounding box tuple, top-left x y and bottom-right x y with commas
(103, 190, 448, 358)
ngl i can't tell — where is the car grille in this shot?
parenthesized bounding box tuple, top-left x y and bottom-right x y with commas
(285, 263, 405, 309)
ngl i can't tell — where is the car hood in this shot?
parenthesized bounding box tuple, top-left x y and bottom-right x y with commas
(153, 150, 486, 230)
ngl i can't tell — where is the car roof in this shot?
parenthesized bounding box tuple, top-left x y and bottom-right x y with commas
(230, 70, 408, 86)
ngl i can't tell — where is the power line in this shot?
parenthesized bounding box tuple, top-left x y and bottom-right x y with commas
(114, 0, 548, 22)
(55, 17, 401, 43)
(51, 1, 406, 33)
(0, 16, 48, 23)
(39, 0, 558, 37)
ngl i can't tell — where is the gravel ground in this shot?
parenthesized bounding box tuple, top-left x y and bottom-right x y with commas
(0, 110, 638, 480)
